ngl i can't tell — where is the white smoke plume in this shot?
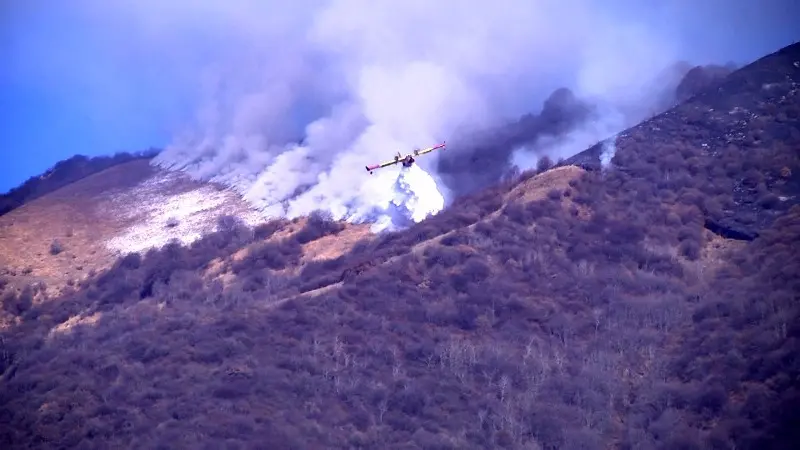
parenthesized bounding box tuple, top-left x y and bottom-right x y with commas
(55, 0, 791, 228)
(599, 136, 619, 170)
(370, 164, 445, 233)
(508, 17, 683, 173)
(510, 101, 628, 172)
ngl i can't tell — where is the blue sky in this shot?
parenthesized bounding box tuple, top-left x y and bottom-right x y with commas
(1, 3, 193, 192)
(2, 0, 799, 194)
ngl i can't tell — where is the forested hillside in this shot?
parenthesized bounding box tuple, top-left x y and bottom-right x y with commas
(0, 44, 798, 450)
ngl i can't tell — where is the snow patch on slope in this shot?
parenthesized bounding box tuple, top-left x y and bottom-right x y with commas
(102, 172, 265, 255)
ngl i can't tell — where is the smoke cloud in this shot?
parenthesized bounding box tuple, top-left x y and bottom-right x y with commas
(153, 0, 681, 223)
(509, 100, 629, 173)
(34, 0, 799, 225)
(371, 165, 446, 233)
(600, 136, 619, 170)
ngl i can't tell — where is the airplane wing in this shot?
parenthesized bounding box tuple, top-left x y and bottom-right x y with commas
(413, 142, 446, 157)
(365, 158, 400, 173)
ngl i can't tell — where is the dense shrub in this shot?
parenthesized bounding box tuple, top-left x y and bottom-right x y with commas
(536, 155, 554, 172)
(295, 210, 345, 244)
(49, 239, 64, 255)
(423, 245, 471, 269)
(2, 287, 33, 315)
(232, 239, 302, 273)
(253, 219, 287, 240)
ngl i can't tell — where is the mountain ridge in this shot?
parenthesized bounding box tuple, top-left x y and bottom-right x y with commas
(0, 150, 159, 217)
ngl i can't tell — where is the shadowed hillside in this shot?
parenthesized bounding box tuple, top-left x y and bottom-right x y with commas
(436, 60, 731, 197)
(1, 44, 799, 449)
(0, 150, 159, 217)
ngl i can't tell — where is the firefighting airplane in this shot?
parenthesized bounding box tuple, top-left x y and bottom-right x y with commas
(365, 142, 446, 174)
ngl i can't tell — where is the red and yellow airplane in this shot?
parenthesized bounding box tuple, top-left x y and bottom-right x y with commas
(365, 142, 446, 174)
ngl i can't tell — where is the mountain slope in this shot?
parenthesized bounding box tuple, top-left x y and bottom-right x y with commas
(0, 151, 158, 217)
(0, 159, 266, 296)
(1, 44, 799, 449)
(563, 42, 800, 240)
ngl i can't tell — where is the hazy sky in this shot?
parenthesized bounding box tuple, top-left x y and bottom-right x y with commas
(1, 0, 798, 194)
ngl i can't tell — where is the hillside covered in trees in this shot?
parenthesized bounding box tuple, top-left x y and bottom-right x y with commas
(0, 44, 798, 450)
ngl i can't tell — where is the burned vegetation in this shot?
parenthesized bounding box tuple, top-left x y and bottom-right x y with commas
(1, 45, 799, 449)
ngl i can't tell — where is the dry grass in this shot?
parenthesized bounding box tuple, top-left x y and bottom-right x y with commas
(301, 223, 372, 262)
(508, 165, 592, 222)
(418, 165, 588, 253)
(203, 220, 371, 291)
(0, 160, 262, 296)
(504, 165, 584, 204)
(701, 231, 747, 266)
(47, 311, 103, 338)
(0, 161, 157, 294)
